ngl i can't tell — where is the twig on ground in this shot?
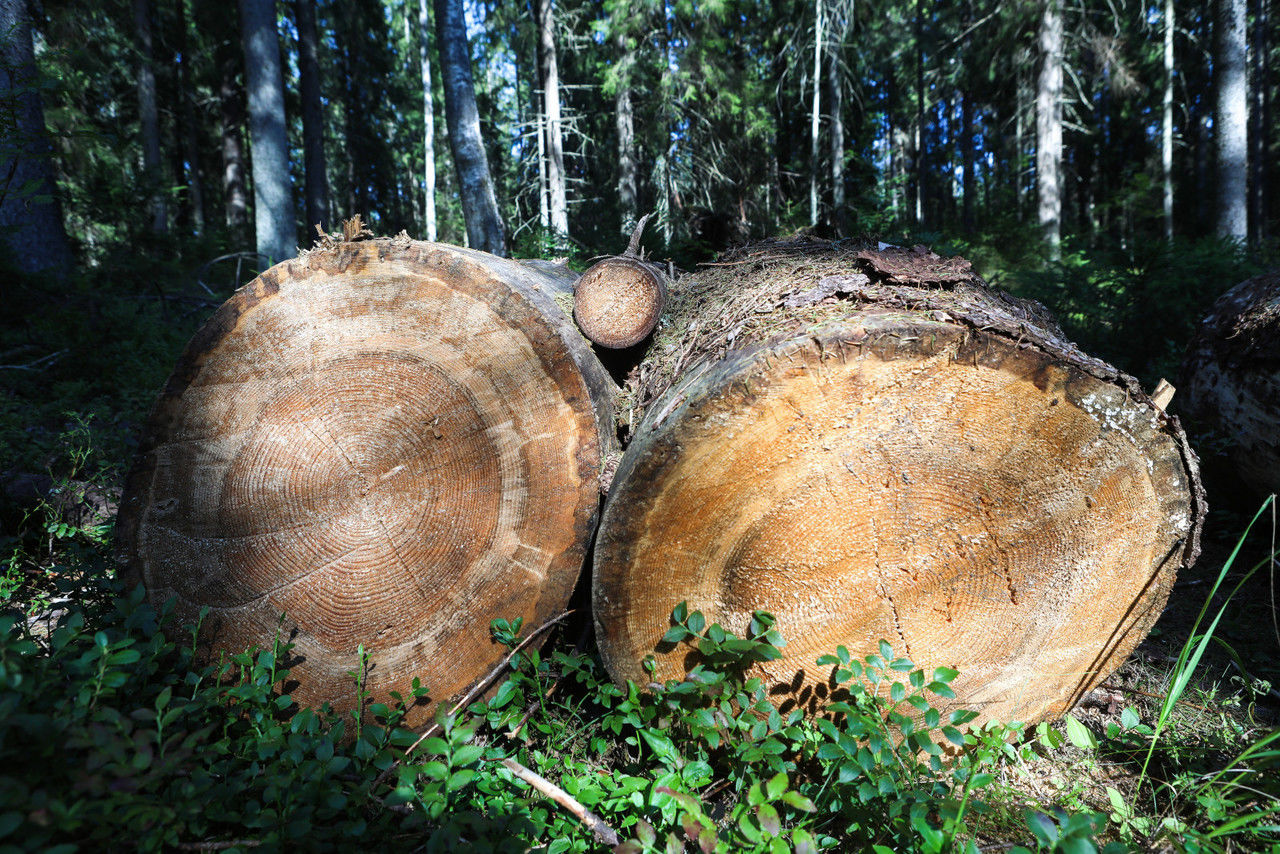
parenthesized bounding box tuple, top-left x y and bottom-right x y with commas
(372, 610, 573, 788)
(500, 757, 620, 847)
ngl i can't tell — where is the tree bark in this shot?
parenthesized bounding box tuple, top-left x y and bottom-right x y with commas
(1214, 0, 1248, 241)
(1182, 268, 1280, 497)
(809, 0, 823, 228)
(218, 46, 249, 231)
(0, 0, 72, 274)
(176, 0, 205, 235)
(417, 0, 437, 242)
(827, 43, 846, 237)
(1163, 0, 1175, 241)
(594, 241, 1203, 730)
(295, 0, 330, 234)
(1037, 0, 1063, 260)
(118, 237, 616, 729)
(435, 0, 507, 256)
(1248, 0, 1268, 243)
(536, 0, 568, 242)
(134, 0, 166, 234)
(961, 92, 975, 235)
(239, 0, 295, 262)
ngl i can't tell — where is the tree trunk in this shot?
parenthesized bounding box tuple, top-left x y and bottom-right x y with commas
(1163, 0, 1175, 241)
(594, 241, 1203, 730)
(418, 0, 438, 242)
(809, 0, 823, 229)
(1214, 0, 1248, 241)
(961, 92, 975, 235)
(0, 0, 72, 274)
(536, 0, 568, 242)
(118, 236, 616, 729)
(176, 0, 205, 235)
(1182, 268, 1280, 497)
(218, 54, 249, 231)
(1037, 0, 1063, 260)
(295, 0, 330, 234)
(435, 0, 507, 256)
(827, 44, 846, 237)
(614, 38, 638, 235)
(239, 0, 295, 262)
(914, 0, 925, 227)
(1248, 0, 1268, 243)
(134, 0, 166, 234)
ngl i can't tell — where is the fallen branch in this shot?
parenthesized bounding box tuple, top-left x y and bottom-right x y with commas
(1098, 682, 1212, 713)
(500, 757, 620, 847)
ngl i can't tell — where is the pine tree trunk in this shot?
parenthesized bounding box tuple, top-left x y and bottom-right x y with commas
(537, 0, 568, 242)
(1182, 269, 1280, 497)
(418, 0, 438, 242)
(0, 0, 72, 274)
(295, 0, 330, 234)
(594, 241, 1203, 730)
(1037, 0, 1063, 260)
(1248, 0, 1267, 243)
(119, 237, 616, 729)
(239, 0, 296, 262)
(435, 0, 507, 256)
(1214, 0, 1248, 241)
(134, 0, 166, 234)
(961, 92, 974, 235)
(615, 41, 638, 235)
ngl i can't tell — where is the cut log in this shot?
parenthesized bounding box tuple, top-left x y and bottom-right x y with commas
(594, 240, 1204, 729)
(118, 236, 616, 728)
(1181, 268, 1280, 498)
(573, 214, 668, 349)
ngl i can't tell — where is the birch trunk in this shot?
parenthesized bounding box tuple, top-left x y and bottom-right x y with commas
(537, 0, 568, 242)
(1163, 0, 1174, 241)
(418, 0, 437, 242)
(809, 0, 823, 228)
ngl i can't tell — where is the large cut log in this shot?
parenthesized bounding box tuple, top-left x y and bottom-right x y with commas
(1181, 268, 1280, 498)
(594, 241, 1204, 729)
(118, 235, 616, 728)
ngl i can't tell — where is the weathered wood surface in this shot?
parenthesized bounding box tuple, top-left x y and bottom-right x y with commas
(594, 240, 1204, 729)
(118, 237, 615, 728)
(1181, 268, 1280, 498)
(573, 219, 668, 350)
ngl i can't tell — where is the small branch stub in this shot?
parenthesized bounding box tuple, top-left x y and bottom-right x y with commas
(574, 214, 668, 349)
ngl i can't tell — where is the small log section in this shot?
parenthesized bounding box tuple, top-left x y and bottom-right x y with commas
(573, 215, 668, 349)
(1181, 268, 1280, 497)
(594, 241, 1204, 729)
(118, 235, 616, 729)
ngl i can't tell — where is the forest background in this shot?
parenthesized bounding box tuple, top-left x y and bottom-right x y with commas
(0, 0, 1278, 849)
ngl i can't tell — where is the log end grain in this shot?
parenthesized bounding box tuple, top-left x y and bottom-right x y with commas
(574, 257, 667, 349)
(595, 269, 1200, 730)
(118, 239, 613, 729)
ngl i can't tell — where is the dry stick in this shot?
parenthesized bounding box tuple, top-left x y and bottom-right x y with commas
(508, 621, 592, 740)
(500, 757, 620, 847)
(372, 610, 573, 789)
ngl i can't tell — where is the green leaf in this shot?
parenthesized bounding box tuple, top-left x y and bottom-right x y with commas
(781, 790, 816, 812)
(639, 729, 679, 765)
(1120, 706, 1140, 730)
(1064, 715, 1098, 751)
(453, 744, 483, 766)
(757, 802, 781, 836)
(765, 771, 788, 800)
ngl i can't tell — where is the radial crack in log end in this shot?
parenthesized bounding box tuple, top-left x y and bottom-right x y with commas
(596, 241, 1202, 733)
(118, 239, 616, 730)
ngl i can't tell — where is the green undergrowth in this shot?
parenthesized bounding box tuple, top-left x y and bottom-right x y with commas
(3, 546, 1275, 854)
